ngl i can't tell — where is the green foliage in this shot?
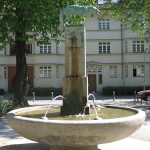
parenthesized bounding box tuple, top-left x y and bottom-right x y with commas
(107, 0, 150, 38)
(0, 0, 98, 48)
(0, 0, 98, 106)
(0, 89, 5, 95)
(0, 96, 15, 115)
(28, 87, 62, 96)
(102, 86, 148, 95)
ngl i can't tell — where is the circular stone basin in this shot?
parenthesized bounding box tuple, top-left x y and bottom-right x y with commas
(7, 105, 145, 150)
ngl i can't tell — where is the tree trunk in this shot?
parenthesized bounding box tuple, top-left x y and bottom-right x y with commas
(14, 35, 29, 107)
(14, 7, 29, 107)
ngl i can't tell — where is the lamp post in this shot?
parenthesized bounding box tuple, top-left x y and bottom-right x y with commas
(143, 36, 150, 90)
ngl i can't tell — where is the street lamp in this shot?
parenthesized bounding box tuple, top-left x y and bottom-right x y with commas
(143, 35, 150, 90)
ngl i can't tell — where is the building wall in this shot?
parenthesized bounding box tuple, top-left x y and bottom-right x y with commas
(34, 65, 64, 88)
(0, 16, 149, 93)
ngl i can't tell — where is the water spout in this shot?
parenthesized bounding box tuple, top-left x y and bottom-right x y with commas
(41, 95, 64, 120)
(90, 102, 102, 120)
(88, 93, 96, 103)
(88, 94, 103, 120)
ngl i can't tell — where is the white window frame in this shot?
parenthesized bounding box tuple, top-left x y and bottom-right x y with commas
(40, 43, 51, 54)
(132, 41, 144, 52)
(56, 44, 59, 54)
(98, 19, 110, 30)
(56, 66, 59, 78)
(87, 63, 102, 73)
(133, 65, 144, 77)
(99, 42, 110, 53)
(26, 44, 32, 54)
(40, 66, 51, 78)
(4, 47, 7, 55)
(110, 66, 117, 78)
(125, 65, 128, 78)
(4, 67, 7, 79)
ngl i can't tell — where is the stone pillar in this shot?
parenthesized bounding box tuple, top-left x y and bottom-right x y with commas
(60, 26, 89, 116)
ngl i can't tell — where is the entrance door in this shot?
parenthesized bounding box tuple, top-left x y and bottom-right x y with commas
(88, 74, 96, 93)
(8, 66, 34, 91)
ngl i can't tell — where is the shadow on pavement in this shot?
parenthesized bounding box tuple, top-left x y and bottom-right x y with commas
(0, 118, 21, 140)
(0, 143, 49, 150)
(133, 105, 150, 122)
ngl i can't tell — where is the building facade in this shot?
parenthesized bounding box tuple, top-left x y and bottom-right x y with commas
(0, 16, 149, 93)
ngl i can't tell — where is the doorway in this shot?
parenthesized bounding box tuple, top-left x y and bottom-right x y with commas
(8, 66, 34, 91)
(88, 74, 96, 93)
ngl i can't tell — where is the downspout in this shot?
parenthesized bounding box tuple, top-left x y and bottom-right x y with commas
(120, 23, 124, 86)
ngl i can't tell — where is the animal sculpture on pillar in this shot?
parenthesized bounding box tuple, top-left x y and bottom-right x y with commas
(59, 5, 100, 32)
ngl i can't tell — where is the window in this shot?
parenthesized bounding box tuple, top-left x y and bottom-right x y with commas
(87, 63, 102, 73)
(99, 74, 102, 84)
(56, 44, 59, 54)
(99, 42, 110, 53)
(40, 66, 51, 78)
(125, 41, 128, 52)
(4, 67, 7, 79)
(98, 19, 110, 29)
(26, 44, 32, 54)
(56, 66, 59, 78)
(125, 65, 128, 78)
(133, 65, 144, 77)
(110, 66, 117, 78)
(132, 41, 144, 52)
(4, 47, 7, 55)
(40, 43, 51, 54)
(10, 44, 16, 55)
(10, 44, 32, 55)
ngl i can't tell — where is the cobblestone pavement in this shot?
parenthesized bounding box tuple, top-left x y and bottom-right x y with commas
(0, 96, 150, 150)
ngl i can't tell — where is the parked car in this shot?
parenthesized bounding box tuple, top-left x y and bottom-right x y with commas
(137, 90, 150, 101)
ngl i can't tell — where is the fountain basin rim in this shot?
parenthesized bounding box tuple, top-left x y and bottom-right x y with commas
(7, 105, 145, 124)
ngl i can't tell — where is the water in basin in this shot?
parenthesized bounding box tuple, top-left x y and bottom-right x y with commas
(17, 106, 136, 120)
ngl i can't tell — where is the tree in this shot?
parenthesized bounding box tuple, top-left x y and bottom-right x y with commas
(103, 0, 150, 38)
(0, 0, 97, 106)
(1, 0, 148, 107)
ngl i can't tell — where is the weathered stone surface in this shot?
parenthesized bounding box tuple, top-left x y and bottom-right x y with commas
(50, 145, 97, 150)
(61, 77, 88, 115)
(61, 26, 88, 115)
(7, 106, 145, 150)
(6, 20, 146, 150)
(64, 26, 86, 77)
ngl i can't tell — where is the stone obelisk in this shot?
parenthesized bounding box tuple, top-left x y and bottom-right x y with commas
(60, 26, 89, 116)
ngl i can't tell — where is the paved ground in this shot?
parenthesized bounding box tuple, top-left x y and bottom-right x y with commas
(0, 95, 150, 150)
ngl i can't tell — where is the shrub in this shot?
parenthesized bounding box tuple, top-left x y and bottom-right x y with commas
(102, 86, 147, 96)
(0, 89, 5, 95)
(27, 87, 62, 96)
(0, 96, 14, 115)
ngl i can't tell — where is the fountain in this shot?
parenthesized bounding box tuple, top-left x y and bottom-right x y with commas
(41, 95, 64, 120)
(7, 5, 145, 150)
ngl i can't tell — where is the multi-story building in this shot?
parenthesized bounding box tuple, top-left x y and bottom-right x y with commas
(0, 16, 149, 93)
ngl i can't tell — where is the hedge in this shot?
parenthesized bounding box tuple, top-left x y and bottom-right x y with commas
(0, 89, 5, 95)
(27, 87, 62, 96)
(102, 86, 150, 96)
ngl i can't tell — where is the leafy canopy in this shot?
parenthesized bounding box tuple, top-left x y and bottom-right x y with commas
(106, 0, 150, 38)
(1, 0, 149, 45)
(0, 0, 97, 48)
